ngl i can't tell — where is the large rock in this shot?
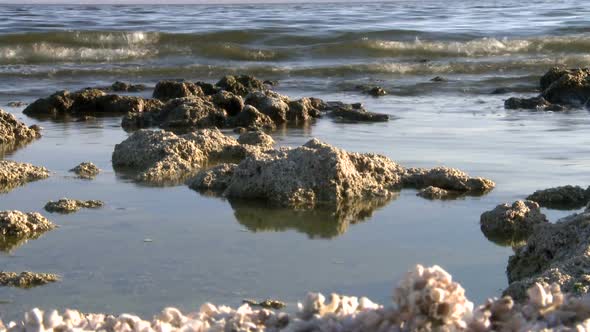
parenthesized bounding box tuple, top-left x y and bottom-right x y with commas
(244, 91, 290, 123)
(23, 90, 74, 116)
(152, 81, 203, 100)
(480, 200, 548, 246)
(540, 67, 590, 106)
(112, 129, 258, 183)
(287, 97, 323, 123)
(230, 105, 276, 130)
(0, 160, 49, 193)
(0, 109, 41, 149)
(527, 185, 590, 210)
(505, 210, 590, 300)
(216, 75, 265, 96)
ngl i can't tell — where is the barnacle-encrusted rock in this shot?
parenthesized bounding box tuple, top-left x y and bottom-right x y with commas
(480, 200, 548, 245)
(112, 129, 256, 184)
(0, 109, 41, 150)
(0, 271, 59, 288)
(152, 80, 203, 100)
(540, 67, 590, 106)
(287, 97, 322, 123)
(506, 209, 590, 300)
(403, 166, 495, 194)
(23, 90, 74, 116)
(70, 162, 100, 179)
(0, 210, 55, 237)
(230, 105, 276, 130)
(44, 199, 104, 214)
(212, 90, 244, 116)
(237, 131, 274, 147)
(527, 185, 590, 209)
(244, 91, 291, 123)
(216, 75, 266, 96)
(0, 160, 50, 193)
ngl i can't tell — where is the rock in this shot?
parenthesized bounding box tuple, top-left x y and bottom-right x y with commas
(367, 86, 387, 96)
(44, 199, 104, 214)
(325, 101, 389, 122)
(111, 81, 146, 92)
(152, 80, 203, 100)
(233, 127, 247, 134)
(230, 105, 276, 130)
(212, 90, 244, 116)
(190, 139, 405, 208)
(6, 101, 27, 107)
(216, 75, 265, 96)
(68, 88, 107, 113)
(287, 98, 322, 123)
(70, 162, 100, 179)
(242, 299, 286, 309)
(191, 164, 238, 193)
(402, 166, 495, 194)
(0, 109, 41, 148)
(237, 131, 274, 147)
(23, 90, 74, 116)
(112, 129, 255, 183)
(480, 200, 548, 245)
(416, 186, 460, 200)
(430, 76, 447, 82)
(0, 210, 55, 237)
(0, 160, 50, 193)
(491, 87, 510, 94)
(0, 272, 59, 288)
(505, 210, 590, 300)
(540, 67, 590, 106)
(195, 81, 219, 96)
(504, 96, 553, 110)
(527, 185, 590, 210)
(245, 91, 290, 123)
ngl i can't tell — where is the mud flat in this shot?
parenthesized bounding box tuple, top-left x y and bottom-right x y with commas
(3, 265, 590, 331)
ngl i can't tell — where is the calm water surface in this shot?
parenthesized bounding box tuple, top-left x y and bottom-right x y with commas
(1, 0, 590, 320)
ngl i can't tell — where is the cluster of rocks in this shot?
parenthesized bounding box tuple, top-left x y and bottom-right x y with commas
(5, 265, 590, 331)
(527, 184, 590, 210)
(0, 109, 41, 152)
(69, 162, 101, 180)
(505, 67, 590, 111)
(0, 160, 50, 194)
(44, 199, 104, 214)
(480, 200, 548, 246)
(0, 272, 59, 288)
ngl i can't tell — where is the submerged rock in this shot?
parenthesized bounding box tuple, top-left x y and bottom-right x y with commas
(416, 186, 459, 200)
(0, 109, 41, 149)
(324, 101, 389, 122)
(527, 185, 590, 210)
(237, 131, 274, 147)
(480, 200, 548, 245)
(506, 209, 590, 300)
(112, 129, 256, 184)
(70, 162, 100, 179)
(0, 210, 55, 237)
(44, 199, 104, 214)
(152, 81, 203, 100)
(216, 75, 265, 96)
(540, 67, 590, 106)
(110, 81, 146, 92)
(0, 271, 59, 288)
(357, 85, 387, 97)
(504, 96, 553, 110)
(0, 160, 50, 193)
(6, 101, 27, 107)
(242, 299, 286, 310)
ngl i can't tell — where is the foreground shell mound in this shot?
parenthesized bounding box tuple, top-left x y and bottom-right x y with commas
(5, 265, 590, 331)
(0, 210, 56, 252)
(111, 129, 266, 184)
(0, 109, 41, 152)
(0, 160, 50, 194)
(190, 139, 495, 208)
(506, 209, 590, 300)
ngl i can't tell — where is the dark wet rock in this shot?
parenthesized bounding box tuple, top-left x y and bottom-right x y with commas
(0, 109, 41, 148)
(540, 67, 590, 106)
(245, 91, 290, 123)
(242, 299, 286, 309)
(212, 90, 244, 116)
(112, 129, 260, 184)
(480, 200, 548, 245)
(324, 102, 389, 122)
(0, 160, 49, 194)
(111, 81, 146, 92)
(430, 76, 447, 82)
(402, 167, 495, 195)
(152, 81, 204, 100)
(527, 185, 590, 210)
(23, 90, 74, 116)
(505, 210, 590, 300)
(216, 75, 265, 96)
(195, 81, 219, 96)
(238, 131, 274, 147)
(416, 186, 461, 200)
(230, 105, 276, 130)
(491, 88, 510, 95)
(69, 162, 100, 180)
(0, 271, 59, 288)
(6, 101, 27, 107)
(504, 96, 553, 110)
(287, 98, 322, 123)
(356, 85, 387, 97)
(44, 198, 104, 214)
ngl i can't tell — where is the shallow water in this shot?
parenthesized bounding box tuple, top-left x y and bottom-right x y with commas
(1, 0, 590, 321)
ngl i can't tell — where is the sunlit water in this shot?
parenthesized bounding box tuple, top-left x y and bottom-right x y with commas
(1, 0, 590, 321)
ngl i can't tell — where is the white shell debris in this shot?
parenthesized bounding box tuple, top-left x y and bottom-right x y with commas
(5, 264, 590, 331)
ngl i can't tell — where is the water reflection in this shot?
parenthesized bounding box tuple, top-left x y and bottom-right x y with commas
(229, 194, 398, 239)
